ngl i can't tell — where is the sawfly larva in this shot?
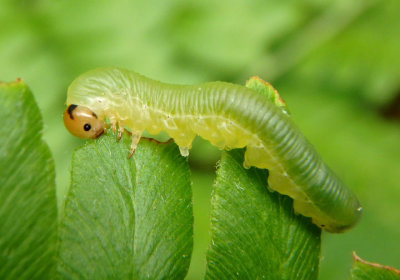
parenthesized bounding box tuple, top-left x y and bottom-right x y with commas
(63, 67, 362, 233)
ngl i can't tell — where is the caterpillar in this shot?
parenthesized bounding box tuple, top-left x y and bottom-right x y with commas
(63, 67, 362, 233)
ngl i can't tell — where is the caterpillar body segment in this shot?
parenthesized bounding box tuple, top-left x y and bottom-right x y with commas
(64, 67, 362, 233)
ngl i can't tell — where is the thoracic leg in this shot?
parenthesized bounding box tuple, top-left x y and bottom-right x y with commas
(117, 125, 124, 141)
(129, 133, 141, 158)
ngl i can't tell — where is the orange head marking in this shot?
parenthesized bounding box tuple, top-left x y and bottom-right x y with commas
(63, 104, 105, 139)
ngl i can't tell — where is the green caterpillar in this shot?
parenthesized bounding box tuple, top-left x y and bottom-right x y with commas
(63, 67, 362, 233)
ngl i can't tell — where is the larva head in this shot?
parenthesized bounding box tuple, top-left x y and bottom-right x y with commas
(63, 104, 105, 139)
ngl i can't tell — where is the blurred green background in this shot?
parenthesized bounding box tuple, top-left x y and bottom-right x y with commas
(1, 0, 399, 279)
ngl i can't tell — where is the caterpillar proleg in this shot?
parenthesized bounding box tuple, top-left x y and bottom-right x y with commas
(63, 67, 362, 233)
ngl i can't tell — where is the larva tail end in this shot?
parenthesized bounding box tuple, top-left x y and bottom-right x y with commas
(293, 197, 362, 233)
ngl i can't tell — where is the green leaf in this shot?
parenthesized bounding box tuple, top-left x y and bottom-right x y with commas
(351, 252, 400, 280)
(57, 132, 193, 279)
(0, 80, 57, 279)
(245, 76, 289, 115)
(205, 149, 321, 280)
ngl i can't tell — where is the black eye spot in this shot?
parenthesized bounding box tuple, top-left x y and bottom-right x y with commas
(67, 104, 78, 119)
(83, 123, 91, 131)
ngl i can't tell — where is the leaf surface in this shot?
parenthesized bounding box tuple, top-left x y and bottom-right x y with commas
(57, 133, 193, 279)
(351, 253, 400, 280)
(205, 149, 321, 280)
(0, 80, 57, 279)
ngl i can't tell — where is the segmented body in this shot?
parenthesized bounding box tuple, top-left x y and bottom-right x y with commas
(67, 67, 361, 232)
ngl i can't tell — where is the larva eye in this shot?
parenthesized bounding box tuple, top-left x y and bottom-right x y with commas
(63, 104, 105, 139)
(83, 123, 91, 131)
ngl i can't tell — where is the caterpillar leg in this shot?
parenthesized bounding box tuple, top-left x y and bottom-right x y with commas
(175, 138, 194, 157)
(117, 125, 124, 142)
(109, 115, 118, 133)
(128, 133, 141, 158)
(179, 146, 190, 157)
(169, 130, 195, 157)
